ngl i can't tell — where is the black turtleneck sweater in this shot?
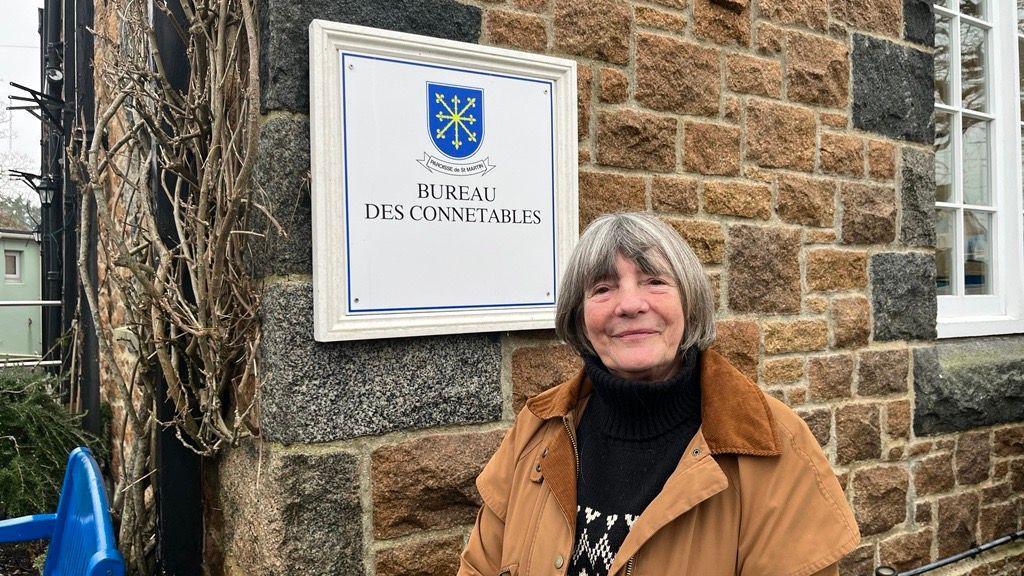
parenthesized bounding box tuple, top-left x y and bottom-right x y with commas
(567, 348, 702, 576)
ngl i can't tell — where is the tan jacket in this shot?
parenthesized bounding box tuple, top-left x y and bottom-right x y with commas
(459, 349, 860, 576)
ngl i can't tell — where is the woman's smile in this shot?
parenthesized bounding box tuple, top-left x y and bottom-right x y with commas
(583, 254, 686, 382)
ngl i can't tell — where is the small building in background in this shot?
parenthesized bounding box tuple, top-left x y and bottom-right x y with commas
(0, 222, 42, 361)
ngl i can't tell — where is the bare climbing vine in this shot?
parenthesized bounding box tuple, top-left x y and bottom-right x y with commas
(70, 0, 268, 571)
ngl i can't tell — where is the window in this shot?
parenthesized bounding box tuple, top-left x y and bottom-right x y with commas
(934, 0, 1024, 337)
(4, 250, 22, 282)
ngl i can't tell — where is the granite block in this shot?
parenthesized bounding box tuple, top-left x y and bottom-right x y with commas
(261, 0, 482, 112)
(253, 115, 313, 277)
(915, 338, 1024, 435)
(258, 280, 503, 443)
(900, 147, 936, 248)
(871, 252, 936, 341)
(852, 34, 933, 143)
(903, 0, 934, 46)
(214, 440, 364, 575)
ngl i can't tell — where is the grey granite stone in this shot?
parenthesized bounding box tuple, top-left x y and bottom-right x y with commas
(903, 0, 934, 46)
(914, 337, 1024, 436)
(852, 34, 933, 143)
(214, 440, 364, 575)
(259, 280, 502, 443)
(900, 147, 936, 248)
(261, 0, 482, 112)
(871, 252, 936, 341)
(253, 115, 313, 277)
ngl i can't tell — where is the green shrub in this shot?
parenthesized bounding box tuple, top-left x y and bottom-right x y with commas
(0, 368, 103, 519)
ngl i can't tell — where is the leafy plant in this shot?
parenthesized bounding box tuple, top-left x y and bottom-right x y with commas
(0, 368, 102, 519)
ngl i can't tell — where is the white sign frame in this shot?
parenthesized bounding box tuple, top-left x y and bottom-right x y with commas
(309, 20, 579, 341)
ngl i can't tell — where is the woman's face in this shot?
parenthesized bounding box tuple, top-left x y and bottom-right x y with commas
(583, 253, 686, 382)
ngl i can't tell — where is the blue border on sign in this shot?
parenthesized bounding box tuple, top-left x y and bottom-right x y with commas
(340, 52, 558, 315)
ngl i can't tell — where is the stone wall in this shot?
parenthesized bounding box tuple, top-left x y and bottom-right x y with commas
(207, 0, 1024, 574)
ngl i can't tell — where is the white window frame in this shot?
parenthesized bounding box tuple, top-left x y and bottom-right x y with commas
(936, 0, 1024, 338)
(4, 249, 22, 282)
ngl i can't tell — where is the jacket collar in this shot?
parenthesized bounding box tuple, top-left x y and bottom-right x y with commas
(526, 348, 781, 457)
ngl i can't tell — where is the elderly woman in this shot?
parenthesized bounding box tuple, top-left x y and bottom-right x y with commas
(459, 213, 860, 576)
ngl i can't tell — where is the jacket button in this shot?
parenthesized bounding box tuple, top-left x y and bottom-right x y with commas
(691, 447, 702, 457)
(554, 555, 564, 569)
(542, 447, 549, 457)
(535, 463, 542, 473)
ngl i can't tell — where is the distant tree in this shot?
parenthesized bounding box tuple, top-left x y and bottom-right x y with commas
(0, 104, 39, 230)
(0, 191, 39, 230)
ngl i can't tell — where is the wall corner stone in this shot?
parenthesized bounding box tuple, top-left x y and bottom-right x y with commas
(851, 33, 933, 143)
(253, 114, 313, 277)
(259, 280, 502, 443)
(900, 147, 936, 248)
(870, 252, 937, 341)
(903, 0, 934, 46)
(212, 440, 364, 575)
(260, 0, 482, 113)
(914, 338, 1024, 436)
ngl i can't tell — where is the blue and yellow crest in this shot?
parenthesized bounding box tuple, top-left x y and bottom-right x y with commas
(427, 83, 484, 160)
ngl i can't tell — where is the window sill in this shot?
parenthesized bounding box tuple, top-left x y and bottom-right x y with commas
(936, 315, 1024, 339)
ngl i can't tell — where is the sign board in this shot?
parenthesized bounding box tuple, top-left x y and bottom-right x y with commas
(309, 21, 578, 341)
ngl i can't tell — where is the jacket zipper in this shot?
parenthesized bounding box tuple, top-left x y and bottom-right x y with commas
(625, 556, 636, 575)
(562, 416, 580, 477)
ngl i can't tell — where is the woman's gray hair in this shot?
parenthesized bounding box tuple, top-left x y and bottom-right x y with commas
(555, 212, 716, 357)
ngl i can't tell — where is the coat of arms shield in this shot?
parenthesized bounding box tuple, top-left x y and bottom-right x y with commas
(427, 82, 484, 160)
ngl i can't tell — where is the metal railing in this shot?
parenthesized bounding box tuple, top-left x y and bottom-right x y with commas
(0, 300, 62, 307)
(875, 529, 1024, 576)
(0, 357, 62, 367)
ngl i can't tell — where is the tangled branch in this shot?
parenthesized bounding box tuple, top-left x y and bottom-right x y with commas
(70, 0, 266, 571)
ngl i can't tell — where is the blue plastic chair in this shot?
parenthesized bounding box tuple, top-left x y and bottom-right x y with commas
(0, 446, 125, 576)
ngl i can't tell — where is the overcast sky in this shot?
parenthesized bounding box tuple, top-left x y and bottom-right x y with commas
(0, 0, 45, 204)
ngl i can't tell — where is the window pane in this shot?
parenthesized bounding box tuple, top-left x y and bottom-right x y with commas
(961, 0, 984, 19)
(961, 23, 988, 112)
(935, 15, 951, 105)
(936, 209, 956, 295)
(964, 210, 992, 295)
(4, 253, 15, 276)
(962, 117, 990, 205)
(1019, 0, 1024, 33)
(936, 113, 954, 202)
